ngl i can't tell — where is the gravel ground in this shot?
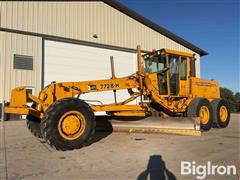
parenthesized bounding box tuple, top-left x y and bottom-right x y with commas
(0, 114, 239, 180)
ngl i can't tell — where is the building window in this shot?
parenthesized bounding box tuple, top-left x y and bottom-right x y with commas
(13, 54, 34, 70)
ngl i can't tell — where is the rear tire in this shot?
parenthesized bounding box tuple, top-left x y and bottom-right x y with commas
(26, 104, 42, 138)
(211, 99, 230, 128)
(187, 98, 213, 131)
(40, 98, 95, 151)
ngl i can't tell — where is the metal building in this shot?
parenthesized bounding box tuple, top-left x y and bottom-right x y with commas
(0, 0, 207, 105)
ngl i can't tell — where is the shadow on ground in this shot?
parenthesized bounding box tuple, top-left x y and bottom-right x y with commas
(86, 116, 113, 146)
(138, 155, 177, 180)
(88, 115, 146, 145)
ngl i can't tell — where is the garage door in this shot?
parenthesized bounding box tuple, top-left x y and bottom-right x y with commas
(44, 40, 138, 109)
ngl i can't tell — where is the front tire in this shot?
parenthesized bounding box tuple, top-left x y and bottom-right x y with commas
(41, 98, 95, 151)
(211, 99, 230, 128)
(187, 98, 213, 131)
(26, 115, 42, 138)
(26, 104, 42, 138)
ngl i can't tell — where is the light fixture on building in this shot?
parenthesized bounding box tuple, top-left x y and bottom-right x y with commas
(93, 34, 98, 38)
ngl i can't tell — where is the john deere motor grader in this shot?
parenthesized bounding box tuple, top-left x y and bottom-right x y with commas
(5, 46, 230, 150)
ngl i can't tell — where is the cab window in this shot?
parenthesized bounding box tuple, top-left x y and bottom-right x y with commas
(181, 57, 187, 80)
(169, 55, 179, 95)
(145, 55, 166, 73)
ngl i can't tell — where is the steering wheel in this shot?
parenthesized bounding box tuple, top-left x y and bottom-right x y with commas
(156, 67, 169, 75)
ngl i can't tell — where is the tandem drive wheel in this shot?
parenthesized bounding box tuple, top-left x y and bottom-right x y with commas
(40, 98, 96, 151)
(211, 99, 230, 128)
(187, 98, 213, 131)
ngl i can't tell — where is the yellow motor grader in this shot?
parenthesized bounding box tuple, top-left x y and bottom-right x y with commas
(5, 46, 230, 150)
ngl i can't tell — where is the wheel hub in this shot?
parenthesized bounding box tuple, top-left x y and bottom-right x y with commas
(219, 106, 228, 122)
(58, 111, 86, 140)
(62, 115, 81, 135)
(199, 106, 210, 124)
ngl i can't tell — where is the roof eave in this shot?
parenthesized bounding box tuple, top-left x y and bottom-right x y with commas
(103, 0, 208, 56)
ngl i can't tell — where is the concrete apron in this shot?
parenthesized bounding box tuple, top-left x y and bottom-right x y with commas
(0, 122, 7, 180)
(96, 116, 201, 136)
(0, 100, 7, 180)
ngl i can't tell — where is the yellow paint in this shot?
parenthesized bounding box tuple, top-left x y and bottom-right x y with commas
(191, 78, 220, 99)
(4, 46, 221, 129)
(8, 87, 27, 107)
(111, 111, 150, 117)
(112, 127, 201, 136)
(199, 106, 210, 125)
(91, 105, 149, 112)
(219, 106, 228, 122)
(58, 111, 86, 140)
(162, 49, 193, 58)
(4, 106, 43, 118)
(179, 57, 190, 96)
(5, 106, 29, 115)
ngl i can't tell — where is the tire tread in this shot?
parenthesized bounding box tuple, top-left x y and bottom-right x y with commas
(41, 98, 95, 151)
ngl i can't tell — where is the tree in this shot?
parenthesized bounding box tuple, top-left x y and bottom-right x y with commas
(220, 87, 238, 112)
(234, 92, 240, 112)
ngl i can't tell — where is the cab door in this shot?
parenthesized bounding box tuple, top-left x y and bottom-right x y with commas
(145, 55, 168, 95)
(168, 55, 180, 95)
(179, 56, 190, 96)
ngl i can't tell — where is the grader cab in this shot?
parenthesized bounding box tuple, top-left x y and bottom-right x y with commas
(5, 46, 230, 151)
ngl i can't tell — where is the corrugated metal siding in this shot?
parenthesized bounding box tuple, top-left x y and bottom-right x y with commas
(0, 31, 42, 101)
(0, 1, 201, 101)
(0, 1, 198, 54)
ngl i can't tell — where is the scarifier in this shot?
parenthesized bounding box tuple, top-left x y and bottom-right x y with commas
(5, 46, 230, 150)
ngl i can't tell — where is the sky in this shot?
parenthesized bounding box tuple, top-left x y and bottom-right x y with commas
(119, 0, 239, 93)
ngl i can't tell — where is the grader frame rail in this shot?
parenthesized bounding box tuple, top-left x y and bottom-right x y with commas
(5, 46, 230, 151)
